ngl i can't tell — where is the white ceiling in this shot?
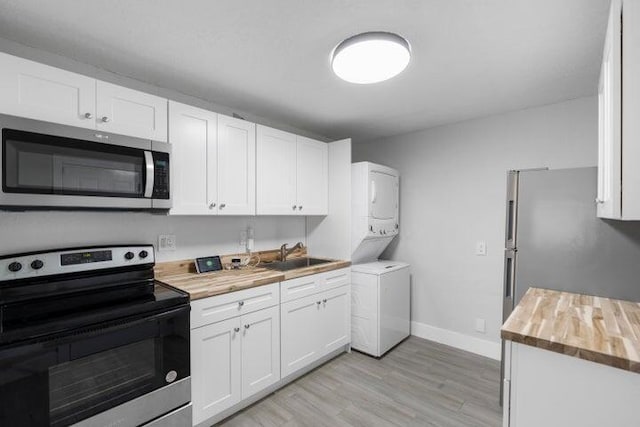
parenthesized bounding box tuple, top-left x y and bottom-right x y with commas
(0, 0, 610, 141)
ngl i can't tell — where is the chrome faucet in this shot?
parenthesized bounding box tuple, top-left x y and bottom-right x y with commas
(280, 242, 304, 261)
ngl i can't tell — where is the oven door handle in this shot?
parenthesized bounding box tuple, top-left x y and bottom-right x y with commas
(144, 151, 154, 198)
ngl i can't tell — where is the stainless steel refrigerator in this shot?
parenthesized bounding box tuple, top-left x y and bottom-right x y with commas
(500, 167, 640, 403)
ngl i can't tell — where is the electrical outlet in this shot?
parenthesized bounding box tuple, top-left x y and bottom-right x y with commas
(475, 241, 487, 256)
(158, 234, 176, 251)
(475, 318, 486, 333)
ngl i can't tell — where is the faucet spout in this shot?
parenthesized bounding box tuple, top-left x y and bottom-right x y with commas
(280, 242, 304, 261)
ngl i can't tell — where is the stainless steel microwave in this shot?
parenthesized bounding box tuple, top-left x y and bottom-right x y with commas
(0, 114, 171, 209)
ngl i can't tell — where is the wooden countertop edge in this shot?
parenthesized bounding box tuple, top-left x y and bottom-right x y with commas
(157, 260, 351, 301)
(183, 273, 285, 300)
(500, 329, 640, 374)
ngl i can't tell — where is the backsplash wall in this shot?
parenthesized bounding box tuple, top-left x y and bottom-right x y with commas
(0, 211, 306, 262)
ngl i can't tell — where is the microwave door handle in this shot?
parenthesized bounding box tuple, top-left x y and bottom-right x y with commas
(144, 151, 154, 198)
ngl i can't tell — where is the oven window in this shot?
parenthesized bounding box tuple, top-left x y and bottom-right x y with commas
(49, 340, 155, 421)
(3, 128, 146, 198)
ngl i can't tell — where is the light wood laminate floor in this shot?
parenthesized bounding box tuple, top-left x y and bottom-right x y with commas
(217, 337, 502, 427)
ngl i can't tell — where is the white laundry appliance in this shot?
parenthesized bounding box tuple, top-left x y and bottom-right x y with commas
(350, 162, 410, 357)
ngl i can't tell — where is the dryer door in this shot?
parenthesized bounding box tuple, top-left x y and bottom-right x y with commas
(370, 170, 398, 221)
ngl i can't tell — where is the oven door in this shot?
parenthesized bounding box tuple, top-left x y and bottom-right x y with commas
(0, 114, 171, 209)
(0, 305, 190, 427)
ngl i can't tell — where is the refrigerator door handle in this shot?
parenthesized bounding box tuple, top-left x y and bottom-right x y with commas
(505, 171, 518, 249)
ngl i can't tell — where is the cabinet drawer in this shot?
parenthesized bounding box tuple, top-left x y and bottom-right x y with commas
(191, 283, 279, 329)
(280, 268, 350, 302)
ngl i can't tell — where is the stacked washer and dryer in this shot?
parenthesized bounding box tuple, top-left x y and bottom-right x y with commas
(350, 162, 411, 357)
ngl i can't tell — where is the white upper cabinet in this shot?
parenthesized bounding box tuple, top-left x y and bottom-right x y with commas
(169, 102, 256, 216)
(296, 136, 328, 215)
(257, 125, 328, 215)
(598, 0, 640, 220)
(217, 115, 256, 215)
(96, 81, 168, 142)
(257, 125, 298, 214)
(169, 101, 217, 215)
(597, 0, 622, 219)
(0, 52, 168, 140)
(0, 52, 96, 129)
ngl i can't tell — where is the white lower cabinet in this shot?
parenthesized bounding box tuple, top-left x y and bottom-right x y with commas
(191, 304, 280, 425)
(281, 284, 351, 378)
(281, 293, 323, 377)
(191, 270, 351, 426)
(240, 306, 280, 399)
(191, 317, 241, 424)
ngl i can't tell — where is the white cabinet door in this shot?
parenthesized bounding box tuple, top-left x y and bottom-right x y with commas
(96, 81, 168, 142)
(281, 293, 322, 377)
(168, 101, 218, 215)
(597, 0, 622, 219)
(256, 125, 297, 215)
(217, 115, 256, 215)
(319, 285, 351, 355)
(191, 317, 242, 425)
(296, 136, 328, 215)
(0, 52, 96, 129)
(241, 306, 280, 399)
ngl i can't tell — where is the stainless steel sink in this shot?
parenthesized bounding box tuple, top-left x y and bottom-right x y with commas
(263, 257, 332, 271)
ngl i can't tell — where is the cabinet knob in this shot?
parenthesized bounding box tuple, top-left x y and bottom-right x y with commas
(209, 203, 216, 209)
(234, 327, 240, 333)
(595, 198, 604, 204)
(323, 299, 327, 304)
(316, 301, 321, 305)
(101, 116, 110, 123)
(244, 324, 250, 329)
(219, 203, 226, 209)
(292, 205, 297, 210)
(84, 112, 93, 119)
(298, 206, 303, 210)
(238, 301, 244, 307)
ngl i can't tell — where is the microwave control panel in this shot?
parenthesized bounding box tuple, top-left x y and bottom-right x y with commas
(152, 151, 170, 199)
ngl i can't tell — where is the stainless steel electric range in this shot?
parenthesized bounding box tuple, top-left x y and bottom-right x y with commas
(0, 245, 191, 427)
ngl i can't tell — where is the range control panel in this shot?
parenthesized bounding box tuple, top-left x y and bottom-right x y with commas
(0, 245, 155, 282)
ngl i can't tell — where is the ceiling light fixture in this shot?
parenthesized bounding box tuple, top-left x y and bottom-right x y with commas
(331, 32, 411, 84)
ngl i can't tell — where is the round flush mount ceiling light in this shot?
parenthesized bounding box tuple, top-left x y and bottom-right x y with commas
(331, 32, 411, 84)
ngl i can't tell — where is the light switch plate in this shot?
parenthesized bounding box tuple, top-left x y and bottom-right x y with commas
(475, 318, 486, 333)
(475, 241, 487, 256)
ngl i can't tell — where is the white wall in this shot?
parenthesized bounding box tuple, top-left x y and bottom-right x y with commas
(0, 212, 305, 263)
(0, 38, 321, 261)
(352, 97, 598, 358)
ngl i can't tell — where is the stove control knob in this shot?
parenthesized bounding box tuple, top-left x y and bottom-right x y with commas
(8, 261, 22, 272)
(124, 251, 135, 260)
(31, 260, 44, 270)
(139, 250, 149, 259)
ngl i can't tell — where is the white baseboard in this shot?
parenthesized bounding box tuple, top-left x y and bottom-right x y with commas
(411, 321, 501, 361)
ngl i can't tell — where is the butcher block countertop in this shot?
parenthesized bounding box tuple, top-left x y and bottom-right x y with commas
(501, 287, 640, 373)
(155, 250, 350, 301)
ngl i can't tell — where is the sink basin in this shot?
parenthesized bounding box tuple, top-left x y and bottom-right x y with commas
(263, 257, 333, 271)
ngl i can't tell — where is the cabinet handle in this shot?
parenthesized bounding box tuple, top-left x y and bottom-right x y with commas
(595, 198, 604, 204)
(219, 203, 226, 209)
(101, 116, 110, 123)
(209, 203, 216, 209)
(292, 205, 297, 210)
(238, 301, 244, 307)
(84, 112, 93, 119)
(234, 327, 240, 333)
(244, 324, 250, 329)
